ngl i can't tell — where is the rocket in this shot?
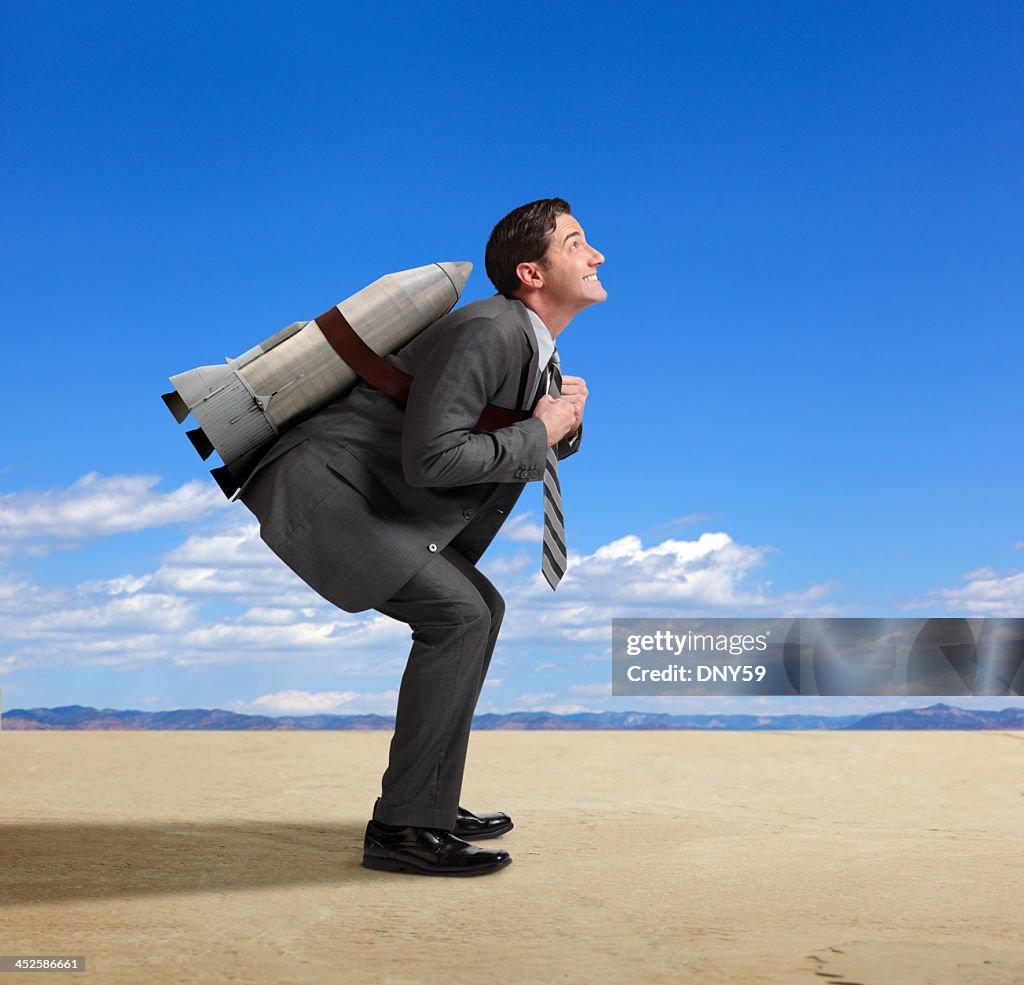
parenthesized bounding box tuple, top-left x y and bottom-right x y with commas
(162, 261, 472, 498)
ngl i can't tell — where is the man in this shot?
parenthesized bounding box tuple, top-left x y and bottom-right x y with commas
(240, 198, 605, 876)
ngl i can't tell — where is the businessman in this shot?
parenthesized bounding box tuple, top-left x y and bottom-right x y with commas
(241, 198, 605, 875)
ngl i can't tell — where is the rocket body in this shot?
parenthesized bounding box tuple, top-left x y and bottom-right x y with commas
(163, 261, 471, 496)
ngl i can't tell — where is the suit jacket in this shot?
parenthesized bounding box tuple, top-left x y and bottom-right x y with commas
(239, 294, 580, 612)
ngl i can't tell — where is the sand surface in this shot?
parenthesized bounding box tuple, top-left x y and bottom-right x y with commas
(1, 730, 1021, 984)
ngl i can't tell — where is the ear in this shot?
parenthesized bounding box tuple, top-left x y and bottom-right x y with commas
(515, 260, 545, 292)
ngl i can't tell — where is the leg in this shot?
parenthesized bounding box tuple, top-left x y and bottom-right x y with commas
(372, 545, 504, 831)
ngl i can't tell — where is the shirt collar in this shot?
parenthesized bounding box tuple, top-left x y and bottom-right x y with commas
(524, 305, 555, 369)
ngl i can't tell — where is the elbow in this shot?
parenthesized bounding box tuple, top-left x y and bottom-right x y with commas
(401, 448, 454, 488)
(401, 457, 436, 488)
(402, 429, 488, 488)
(401, 430, 444, 488)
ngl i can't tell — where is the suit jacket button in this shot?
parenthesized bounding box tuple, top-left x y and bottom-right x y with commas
(462, 508, 474, 520)
(428, 543, 438, 552)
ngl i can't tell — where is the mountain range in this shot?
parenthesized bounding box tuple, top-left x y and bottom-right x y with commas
(3, 703, 1024, 731)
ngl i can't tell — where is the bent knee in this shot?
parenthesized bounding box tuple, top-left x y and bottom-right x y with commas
(410, 592, 494, 642)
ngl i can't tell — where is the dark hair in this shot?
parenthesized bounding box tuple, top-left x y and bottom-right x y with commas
(485, 198, 571, 296)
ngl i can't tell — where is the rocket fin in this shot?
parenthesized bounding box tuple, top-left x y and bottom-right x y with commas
(210, 465, 239, 499)
(258, 320, 308, 353)
(162, 390, 190, 424)
(186, 427, 215, 460)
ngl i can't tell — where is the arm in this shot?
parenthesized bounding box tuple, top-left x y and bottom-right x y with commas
(401, 319, 550, 487)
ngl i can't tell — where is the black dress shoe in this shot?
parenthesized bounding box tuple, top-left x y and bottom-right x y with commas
(453, 805, 514, 840)
(362, 821, 512, 876)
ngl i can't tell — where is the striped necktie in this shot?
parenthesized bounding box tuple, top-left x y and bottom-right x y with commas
(542, 350, 567, 590)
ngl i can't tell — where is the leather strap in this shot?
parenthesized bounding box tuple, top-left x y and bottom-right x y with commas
(315, 306, 531, 430)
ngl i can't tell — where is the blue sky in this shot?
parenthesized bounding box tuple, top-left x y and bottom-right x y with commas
(2, 1, 1022, 718)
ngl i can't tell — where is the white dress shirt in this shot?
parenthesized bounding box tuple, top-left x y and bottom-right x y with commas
(524, 306, 555, 405)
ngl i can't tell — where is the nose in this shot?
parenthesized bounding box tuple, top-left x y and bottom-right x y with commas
(589, 244, 604, 265)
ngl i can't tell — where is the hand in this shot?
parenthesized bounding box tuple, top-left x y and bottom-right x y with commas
(532, 394, 577, 446)
(559, 374, 588, 431)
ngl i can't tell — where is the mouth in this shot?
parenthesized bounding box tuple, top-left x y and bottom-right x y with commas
(583, 274, 600, 282)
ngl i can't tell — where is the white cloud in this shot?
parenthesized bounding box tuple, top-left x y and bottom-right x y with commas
(159, 524, 277, 567)
(481, 551, 534, 578)
(229, 688, 399, 715)
(911, 564, 1024, 615)
(235, 689, 360, 714)
(494, 531, 834, 647)
(499, 513, 544, 543)
(0, 576, 65, 614)
(0, 500, 836, 712)
(149, 522, 317, 603)
(0, 511, 415, 672)
(568, 682, 613, 698)
(513, 691, 557, 709)
(0, 473, 226, 551)
(179, 621, 341, 656)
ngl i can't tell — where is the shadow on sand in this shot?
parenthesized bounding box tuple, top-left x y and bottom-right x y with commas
(1, 821, 375, 904)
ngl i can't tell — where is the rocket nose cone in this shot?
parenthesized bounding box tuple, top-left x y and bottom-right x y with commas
(437, 261, 472, 297)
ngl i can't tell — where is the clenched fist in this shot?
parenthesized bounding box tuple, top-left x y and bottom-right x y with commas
(559, 375, 588, 431)
(532, 394, 577, 446)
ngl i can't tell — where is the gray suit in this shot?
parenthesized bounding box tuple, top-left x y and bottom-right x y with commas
(240, 294, 579, 828)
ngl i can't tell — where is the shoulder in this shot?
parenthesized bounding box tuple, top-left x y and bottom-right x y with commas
(392, 293, 531, 375)
(436, 295, 531, 347)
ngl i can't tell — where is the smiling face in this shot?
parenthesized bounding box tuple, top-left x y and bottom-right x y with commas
(533, 213, 607, 317)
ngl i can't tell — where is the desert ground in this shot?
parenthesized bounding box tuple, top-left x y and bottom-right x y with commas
(1, 729, 1021, 984)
